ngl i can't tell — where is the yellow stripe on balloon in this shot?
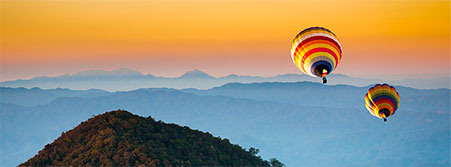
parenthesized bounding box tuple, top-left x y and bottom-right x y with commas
(295, 43, 341, 63)
(377, 103, 393, 113)
(296, 40, 342, 60)
(294, 29, 337, 45)
(293, 54, 306, 73)
(302, 52, 337, 75)
(369, 89, 400, 105)
(365, 96, 377, 117)
(306, 56, 335, 73)
(291, 32, 340, 55)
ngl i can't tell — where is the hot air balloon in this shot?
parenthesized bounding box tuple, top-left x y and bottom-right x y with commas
(365, 84, 400, 122)
(291, 27, 342, 84)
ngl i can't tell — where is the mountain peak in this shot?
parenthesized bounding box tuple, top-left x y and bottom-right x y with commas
(179, 69, 214, 79)
(20, 110, 270, 166)
(111, 68, 142, 75)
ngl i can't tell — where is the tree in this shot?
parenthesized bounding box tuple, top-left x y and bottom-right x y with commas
(269, 158, 285, 167)
(248, 147, 259, 156)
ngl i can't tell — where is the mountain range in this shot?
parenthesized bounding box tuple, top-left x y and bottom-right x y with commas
(1, 82, 449, 166)
(1, 68, 449, 91)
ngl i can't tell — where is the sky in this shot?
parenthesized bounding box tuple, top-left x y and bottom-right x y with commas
(1, 0, 450, 81)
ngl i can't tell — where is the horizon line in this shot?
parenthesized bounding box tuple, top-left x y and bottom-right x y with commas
(1, 67, 450, 82)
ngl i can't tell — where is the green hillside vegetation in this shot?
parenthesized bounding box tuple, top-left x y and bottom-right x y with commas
(20, 110, 282, 166)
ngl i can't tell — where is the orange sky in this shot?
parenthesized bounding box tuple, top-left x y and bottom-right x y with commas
(1, 0, 450, 81)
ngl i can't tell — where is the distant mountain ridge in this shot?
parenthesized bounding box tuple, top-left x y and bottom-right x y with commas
(1, 68, 449, 91)
(2, 82, 449, 166)
(4, 81, 448, 107)
(0, 87, 110, 106)
(72, 68, 145, 77)
(182, 82, 450, 112)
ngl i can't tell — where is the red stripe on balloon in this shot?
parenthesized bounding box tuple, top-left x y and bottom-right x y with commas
(297, 36, 341, 53)
(299, 47, 339, 70)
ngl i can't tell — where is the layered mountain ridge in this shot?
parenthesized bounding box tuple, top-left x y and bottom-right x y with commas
(1, 68, 449, 90)
(1, 82, 449, 166)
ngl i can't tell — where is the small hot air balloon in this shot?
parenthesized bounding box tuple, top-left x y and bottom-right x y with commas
(365, 84, 400, 122)
(291, 27, 342, 84)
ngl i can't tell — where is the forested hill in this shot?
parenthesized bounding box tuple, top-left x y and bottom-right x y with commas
(20, 110, 274, 166)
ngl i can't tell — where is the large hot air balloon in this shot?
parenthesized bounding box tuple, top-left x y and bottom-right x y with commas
(365, 84, 400, 122)
(291, 27, 342, 84)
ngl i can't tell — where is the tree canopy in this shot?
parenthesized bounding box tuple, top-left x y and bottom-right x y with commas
(20, 110, 281, 166)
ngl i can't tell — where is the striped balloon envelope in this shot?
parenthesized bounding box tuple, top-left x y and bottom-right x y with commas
(291, 27, 342, 84)
(364, 84, 400, 122)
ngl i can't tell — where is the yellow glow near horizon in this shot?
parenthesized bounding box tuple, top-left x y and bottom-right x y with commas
(1, 0, 449, 80)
